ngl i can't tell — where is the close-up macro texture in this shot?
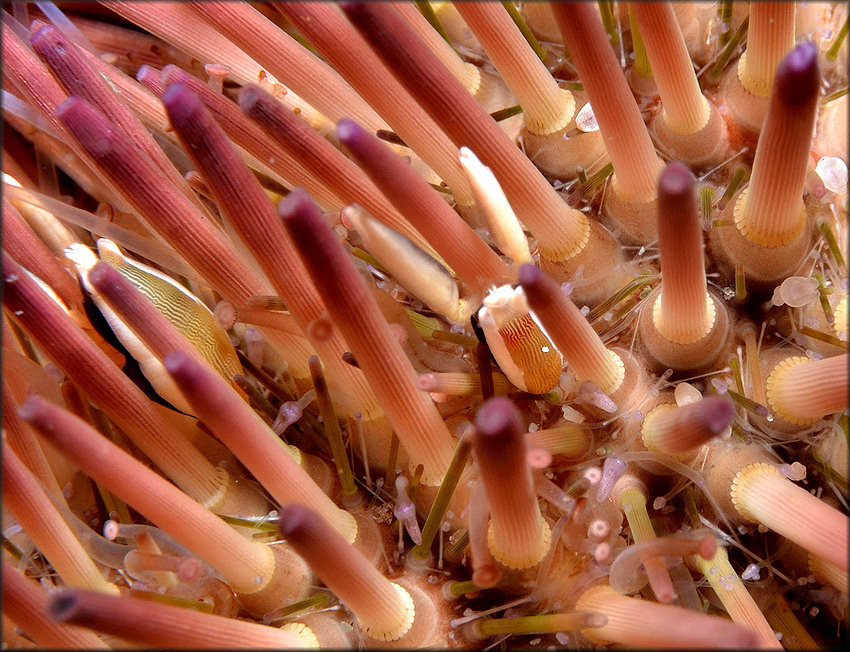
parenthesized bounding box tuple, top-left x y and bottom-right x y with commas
(1, 1, 848, 649)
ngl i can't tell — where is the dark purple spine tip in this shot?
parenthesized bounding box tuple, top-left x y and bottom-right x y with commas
(335, 118, 365, 146)
(703, 394, 735, 433)
(658, 161, 694, 198)
(338, 2, 364, 18)
(475, 396, 522, 440)
(161, 83, 202, 124)
(162, 350, 192, 376)
(136, 65, 155, 81)
(277, 188, 317, 223)
(16, 395, 44, 423)
(54, 95, 81, 117)
(47, 592, 80, 621)
(236, 84, 266, 113)
(517, 263, 543, 289)
(775, 42, 820, 107)
(28, 23, 58, 48)
(85, 261, 114, 289)
(277, 503, 316, 542)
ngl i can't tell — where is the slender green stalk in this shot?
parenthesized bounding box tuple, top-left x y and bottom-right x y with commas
(735, 263, 747, 303)
(263, 591, 330, 624)
(379, 104, 525, 148)
(729, 356, 745, 394)
(587, 272, 657, 323)
(814, 274, 834, 322)
(818, 221, 846, 268)
(477, 342, 494, 401)
(448, 529, 469, 558)
(575, 166, 589, 185)
(500, 1, 547, 63)
(128, 589, 214, 613)
(404, 309, 443, 339)
(718, 1, 734, 45)
(475, 610, 602, 636)
(411, 435, 472, 559)
(799, 326, 848, 350)
(216, 514, 278, 532)
(821, 86, 847, 105)
(710, 15, 749, 78)
(415, 1, 454, 48)
(384, 432, 400, 491)
(730, 422, 748, 440)
(598, 1, 618, 46)
(568, 161, 614, 205)
(718, 167, 749, 210)
(700, 187, 715, 231)
(448, 577, 507, 597)
(233, 374, 278, 420)
(309, 356, 357, 498)
(490, 104, 524, 122)
(409, 464, 425, 501)
(726, 389, 770, 419)
(826, 17, 848, 61)
(2, 536, 24, 560)
(628, 6, 651, 78)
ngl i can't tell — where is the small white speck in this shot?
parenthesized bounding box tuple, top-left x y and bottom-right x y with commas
(742, 564, 760, 581)
(575, 103, 599, 132)
(816, 156, 847, 193)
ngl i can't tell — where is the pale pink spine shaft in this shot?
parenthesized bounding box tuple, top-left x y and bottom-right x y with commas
(740, 2, 796, 95)
(576, 584, 760, 648)
(474, 397, 547, 568)
(737, 43, 820, 246)
(279, 190, 455, 485)
(454, 2, 574, 134)
(48, 588, 309, 648)
(551, 3, 662, 201)
(279, 504, 412, 640)
(631, 2, 710, 134)
(656, 162, 711, 342)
